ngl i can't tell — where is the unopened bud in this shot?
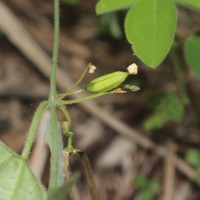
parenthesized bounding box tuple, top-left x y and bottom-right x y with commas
(127, 63, 138, 75)
(85, 71, 129, 93)
(89, 64, 96, 74)
(62, 121, 69, 134)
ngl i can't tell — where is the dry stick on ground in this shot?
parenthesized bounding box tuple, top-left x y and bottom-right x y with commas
(163, 143, 176, 200)
(10, 0, 91, 59)
(0, 1, 196, 182)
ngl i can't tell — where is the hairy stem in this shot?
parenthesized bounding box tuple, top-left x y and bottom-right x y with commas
(59, 103, 71, 125)
(21, 101, 48, 160)
(48, 0, 62, 189)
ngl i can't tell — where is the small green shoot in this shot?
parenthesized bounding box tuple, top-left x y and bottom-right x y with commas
(134, 175, 160, 200)
(185, 148, 200, 184)
(144, 93, 184, 130)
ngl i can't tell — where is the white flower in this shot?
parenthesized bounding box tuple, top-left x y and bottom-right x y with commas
(89, 64, 97, 74)
(127, 63, 138, 75)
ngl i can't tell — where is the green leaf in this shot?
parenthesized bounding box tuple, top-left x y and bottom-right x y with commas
(184, 34, 200, 77)
(138, 190, 154, 200)
(125, 0, 177, 67)
(0, 142, 47, 200)
(96, 0, 137, 14)
(124, 84, 140, 92)
(98, 13, 122, 39)
(185, 148, 200, 167)
(0, 141, 13, 165)
(175, 0, 200, 11)
(134, 175, 149, 189)
(148, 180, 160, 195)
(44, 121, 64, 187)
(47, 173, 79, 200)
(196, 167, 200, 185)
(144, 94, 184, 130)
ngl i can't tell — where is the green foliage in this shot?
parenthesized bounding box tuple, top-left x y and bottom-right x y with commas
(125, 0, 177, 67)
(44, 121, 64, 187)
(96, 0, 178, 67)
(144, 94, 184, 130)
(47, 173, 79, 200)
(98, 13, 122, 39)
(184, 33, 200, 77)
(196, 167, 200, 184)
(134, 175, 160, 200)
(62, 0, 80, 6)
(96, 0, 136, 14)
(124, 84, 140, 92)
(96, 0, 200, 68)
(175, 0, 200, 11)
(148, 180, 160, 195)
(186, 148, 200, 167)
(0, 142, 47, 200)
(134, 175, 149, 188)
(185, 148, 200, 184)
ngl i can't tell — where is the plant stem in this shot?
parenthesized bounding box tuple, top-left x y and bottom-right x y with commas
(48, 0, 61, 189)
(21, 101, 48, 160)
(61, 92, 111, 105)
(59, 103, 71, 125)
(58, 63, 92, 99)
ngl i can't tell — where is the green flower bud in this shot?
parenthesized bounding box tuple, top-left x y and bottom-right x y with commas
(85, 71, 129, 93)
(62, 121, 69, 135)
(124, 84, 140, 92)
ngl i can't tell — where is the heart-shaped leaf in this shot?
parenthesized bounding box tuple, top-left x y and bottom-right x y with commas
(0, 142, 47, 200)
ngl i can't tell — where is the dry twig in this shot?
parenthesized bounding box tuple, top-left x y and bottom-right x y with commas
(163, 143, 176, 200)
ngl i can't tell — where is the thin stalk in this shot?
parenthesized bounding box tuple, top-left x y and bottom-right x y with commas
(21, 101, 48, 160)
(48, 0, 61, 189)
(59, 103, 71, 125)
(61, 92, 111, 105)
(59, 63, 92, 99)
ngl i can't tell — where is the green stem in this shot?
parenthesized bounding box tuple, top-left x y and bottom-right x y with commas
(66, 131, 74, 151)
(21, 101, 48, 160)
(59, 103, 71, 126)
(48, 0, 61, 189)
(59, 63, 92, 99)
(169, 48, 189, 105)
(61, 92, 111, 105)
